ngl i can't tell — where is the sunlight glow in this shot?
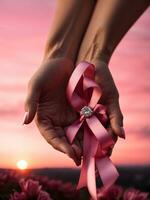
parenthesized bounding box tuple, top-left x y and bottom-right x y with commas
(17, 160, 28, 170)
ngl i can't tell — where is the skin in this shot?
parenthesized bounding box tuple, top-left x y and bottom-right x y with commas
(76, 0, 150, 142)
(24, 57, 83, 166)
(24, 0, 96, 166)
(44, 0, 96, 62)
(76, 0, 150, 63)
(24, 0, 149, 166)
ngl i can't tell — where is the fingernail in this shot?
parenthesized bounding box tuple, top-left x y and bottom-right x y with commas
(22, 112, 29, 125)
(120, 127, 126, 139)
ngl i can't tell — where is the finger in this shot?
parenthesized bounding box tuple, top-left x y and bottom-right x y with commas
(23, 83, 40, 124)
(106, 147, 113, 157)
(107, 126, 118, 143)
(52, 136, 81, 166)
(73, 129, 84, 160)
(35, 118, 80, 166)
(76, 129, 84, 150)
(53, 127, 81, 165)
(63, 107, 79, 127)
(106, 126, 117, 157)
(107, 101, 125, 139)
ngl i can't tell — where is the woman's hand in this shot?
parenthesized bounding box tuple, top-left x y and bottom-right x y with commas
(23, 57, 82, 166)
(91, 59, 125, 159)
(94, 59, 125, 140)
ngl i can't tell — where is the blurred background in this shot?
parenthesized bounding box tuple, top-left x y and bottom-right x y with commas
(0, 0, 150, 198)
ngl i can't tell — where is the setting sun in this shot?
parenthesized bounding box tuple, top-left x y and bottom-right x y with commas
(17, 160, 28, 170)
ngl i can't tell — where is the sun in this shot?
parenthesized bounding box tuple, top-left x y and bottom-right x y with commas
(17, 160, 28, 170)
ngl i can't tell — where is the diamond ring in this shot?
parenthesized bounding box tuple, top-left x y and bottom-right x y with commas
(80, 106, 93, 118)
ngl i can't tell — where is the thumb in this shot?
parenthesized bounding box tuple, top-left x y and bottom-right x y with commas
(108, 101, 125, 139)
(23, 88, 40, 125)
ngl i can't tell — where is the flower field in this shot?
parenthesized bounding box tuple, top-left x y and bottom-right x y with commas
(0, 168, 149, 200)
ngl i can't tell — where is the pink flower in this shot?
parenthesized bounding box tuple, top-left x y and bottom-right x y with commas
(10, 192, 27, 200)
(47, 179, 63, 190)
(60, 182, 74, 193)
(123, 188, 149, 200)
(20, 179, 42, 197)
(0, 171, 20, 195)
(38, 190, 53, 200)
(97, 185, 123, 200)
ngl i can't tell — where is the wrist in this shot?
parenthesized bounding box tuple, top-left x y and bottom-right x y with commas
(43, 34, 85, 63)
(44, 36, 87, 65)
(76, 34, 112, 66)
(44, 42, 70, 60)
(41, 53, 74, 72)
(92, 51, 112, 65)
(91, 38, 113, 65)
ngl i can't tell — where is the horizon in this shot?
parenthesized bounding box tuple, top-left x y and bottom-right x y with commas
(0, 1, 150, 169)
(1, 164, 150, 170)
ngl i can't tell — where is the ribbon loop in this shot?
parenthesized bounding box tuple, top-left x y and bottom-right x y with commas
(66, 61, 119, 200)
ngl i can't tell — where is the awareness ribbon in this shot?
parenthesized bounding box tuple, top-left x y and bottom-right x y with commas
(66, 61, 119, 200)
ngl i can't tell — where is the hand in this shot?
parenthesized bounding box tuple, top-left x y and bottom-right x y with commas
(23, 57, 82, 166)
(93, 59, 125, 140)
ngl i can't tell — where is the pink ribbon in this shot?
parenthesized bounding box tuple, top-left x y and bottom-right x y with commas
(66, 61, 119, 200)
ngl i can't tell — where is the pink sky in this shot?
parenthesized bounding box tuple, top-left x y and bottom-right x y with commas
(0, 1, 150, 169)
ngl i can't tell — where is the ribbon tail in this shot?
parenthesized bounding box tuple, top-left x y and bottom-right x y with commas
(77, 156, 87, 189)
(96, 156, 119, 188)
(77, 124, 90, 189)
(85, 127, 98, 200)
(87, 157, 97, 200)
(65, 119, 83, 144)
(77, 124, 98, 200)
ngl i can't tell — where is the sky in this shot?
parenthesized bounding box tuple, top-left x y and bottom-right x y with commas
(0, 1, 150, 169)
